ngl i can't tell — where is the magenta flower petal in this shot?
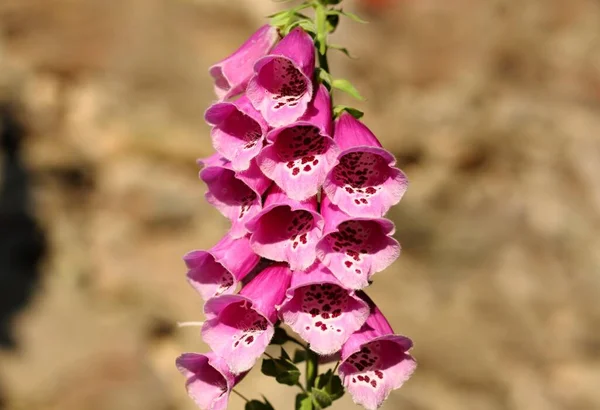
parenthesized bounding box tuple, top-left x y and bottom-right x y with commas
(257, 85, 339, 201)
(209, 24, 279, 100)
(176, 352, 245, 410)
(339, 299, 416, 410)
(199, 155, 270, 238)
(317, 196, 400, 289)
(201, 264, 292, 373)
(246, 186, 324, 270)
(323, 113, 408, 218)
(278, 263, 370, 355)
(205, 96, 269, 171)
(247, 28, 315, 127)
(183, 234, 260, 300)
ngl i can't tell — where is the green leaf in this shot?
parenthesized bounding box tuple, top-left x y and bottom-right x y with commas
(296, 393, 313, 410)
(260, 358, 301, 386)
(245, 399, 274, 410)
(329, 44, 356, 59)
(311, 387, 333, 409)
(270, 327, 288, 345)
(333, 105, 364, 120)
(293, 349, 307, 363)
(332, 79, 365, 101)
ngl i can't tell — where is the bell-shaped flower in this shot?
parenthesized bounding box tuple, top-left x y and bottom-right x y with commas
(183, 233, 260, 300)
(316, 195, 400, 289)
(278, 263, 369, 355)
(323, 113, 408, 218)
(199, 155, 271, 238)
(205, 95, 269, 171)
(247, 27, 315, 127)
(246, 186, 324, 270)
(201, 264, 292, 374)
(339, 296, 416, 410)
(256, 85, 339, 200)
(209, 24, 279, 100)
(176, 352, 246, 410)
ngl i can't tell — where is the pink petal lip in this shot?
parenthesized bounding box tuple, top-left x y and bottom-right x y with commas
(245, 191, 324, 270)
(323, 146, 408, 218)
(278, 264, 370, 355)
(339, 335, 416, 410)
(257, 121, 340, 201)
(183, 234, 259, 300)
(246, 56, 314, 127)
(202, 294, 275, 374)
(175, 352, 238, 410)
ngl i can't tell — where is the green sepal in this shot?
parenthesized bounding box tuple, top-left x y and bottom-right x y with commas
(316, 369, 345, 401)
(311, 387, 333, 409)
(332, 78, 365, 101)
(261, 356, 301, 386)
(293, 349, 308, 363)
(270, 327, 289, 345)
(333, 105, 364, 120)
(245, 398, 275, 410)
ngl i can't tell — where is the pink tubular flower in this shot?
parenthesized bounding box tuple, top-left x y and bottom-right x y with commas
(247, 27, 315, 127)
(176, 352, 246, 410)
(183, 233, 260, 300)
(316, 195, 400, 289)
(339, 298, 416, 410)
(256, 84, 339, 201)
(323, 113, 408, 218)
(278, 263, 370, 355)
(199, 155, 271, 238)
(246, 185, 324, 270)
(201, 264, 292, 374)
(204, 95, 269, 171)
(209, 24, 279, 100)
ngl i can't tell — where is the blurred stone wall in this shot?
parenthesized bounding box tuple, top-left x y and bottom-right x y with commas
(0, 0, 599, 409)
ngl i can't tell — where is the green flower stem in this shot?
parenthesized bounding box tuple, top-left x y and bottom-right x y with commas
(232, 389, 250, 403)
(305, 349, 319, 391)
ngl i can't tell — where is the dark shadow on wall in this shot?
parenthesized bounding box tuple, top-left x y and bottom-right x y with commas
(0, 102, 46, 350)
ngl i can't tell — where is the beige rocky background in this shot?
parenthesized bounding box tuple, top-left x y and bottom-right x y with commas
(1, 0, 600, 409)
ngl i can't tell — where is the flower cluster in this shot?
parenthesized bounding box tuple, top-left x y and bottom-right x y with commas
(177, 17, 416, 410)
